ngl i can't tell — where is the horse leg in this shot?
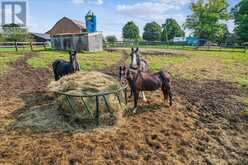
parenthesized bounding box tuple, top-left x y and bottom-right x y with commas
(168, 84, 173, 106)
(162, 85, 168, 103)
(133, 90, 140, 113)
(54, 73, 59, 81)
(129, 89, 133, 98)
(53, 67, 59, 81)
(162, 83, 172, 106)
(128, 80, 133, 98)
(141, 91, 147, 102)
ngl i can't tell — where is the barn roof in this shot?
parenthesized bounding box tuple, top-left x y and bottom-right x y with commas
(70, 19, 85, 29)
(46, 17, 85, 34)
(32, 33, 51, 40)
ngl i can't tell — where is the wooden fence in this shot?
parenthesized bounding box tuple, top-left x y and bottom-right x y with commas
(104, 41, 248, 53)
(0, 42, 49, 51)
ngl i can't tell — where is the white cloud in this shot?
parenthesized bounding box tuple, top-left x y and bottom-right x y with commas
(116, 0, 191, 23)
(117, 2, 176, 16)
(159, 0, 192, 5)
(72, 0, 103, 5)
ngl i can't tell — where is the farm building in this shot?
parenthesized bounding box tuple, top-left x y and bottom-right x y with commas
(46, 17, 86, 35)
(49, 12, 102, 52)
(51, 32, 103, 52)
(31, 33, 51, 42)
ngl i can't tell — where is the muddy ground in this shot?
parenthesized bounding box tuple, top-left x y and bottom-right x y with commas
(0, 51, 247, 165)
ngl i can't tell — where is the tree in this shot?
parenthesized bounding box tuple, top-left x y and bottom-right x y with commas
(161, 18, 185, 42)
(0, 33, 5, 42)
(2, 23, 32, 42)
(143, 22, 162, 41)
(232, 0, 248, 43)
(105, 35, 117, 43)
(215, 24, 230, 44)
(184, 0, 229, 42)
(224, 33, 240, 46)
(122, 21, 140, 41)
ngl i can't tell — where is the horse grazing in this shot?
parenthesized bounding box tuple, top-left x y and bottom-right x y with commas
(52, 51, 80, 81)
(120, 68, 173, 112)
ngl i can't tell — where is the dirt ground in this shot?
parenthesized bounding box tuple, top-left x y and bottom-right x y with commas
(0, 51, 247, 165)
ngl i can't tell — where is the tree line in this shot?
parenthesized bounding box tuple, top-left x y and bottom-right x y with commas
(106, 0, 248, 46)
(0, 23, 33, 42)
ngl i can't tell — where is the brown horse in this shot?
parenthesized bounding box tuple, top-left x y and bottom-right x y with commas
(122, 47, 149, 101)
(120, 68, 173, 112)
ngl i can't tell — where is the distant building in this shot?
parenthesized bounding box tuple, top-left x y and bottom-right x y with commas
(51, 32, 103, 52)
(46, 17, 86, 36)
(186, 36, 199, 46)
(49, 13, 102, 52)
(31, 33, 51, 42)
(186, 36, 208, 46)
(173, 37, 186, 42)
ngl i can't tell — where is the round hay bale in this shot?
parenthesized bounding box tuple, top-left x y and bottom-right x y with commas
(48, 71, 126, 126)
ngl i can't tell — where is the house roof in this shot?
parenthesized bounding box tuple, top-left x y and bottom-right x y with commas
(32, 33, 51, 40)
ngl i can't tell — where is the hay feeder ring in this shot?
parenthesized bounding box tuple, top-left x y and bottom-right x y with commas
(54, 85, 128, 126)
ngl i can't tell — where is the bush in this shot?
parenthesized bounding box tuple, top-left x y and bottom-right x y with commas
(106, 35, 117, 43)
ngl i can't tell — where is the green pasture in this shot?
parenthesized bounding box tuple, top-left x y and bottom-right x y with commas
(1, 48, 248, 114)
(138, 44, 246, 52)
(144, 50, 248, 87)
(0, 45, 49, 52)
(27, 50, 123, 70)
(0, 52, 24, 74)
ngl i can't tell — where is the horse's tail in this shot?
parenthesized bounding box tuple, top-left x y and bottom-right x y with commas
(52, 60, 61, 81)
(158, 71, 172, 106)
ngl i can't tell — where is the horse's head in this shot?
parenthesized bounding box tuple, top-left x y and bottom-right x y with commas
(130, 47, 140, 69)
(69, 51, 80, 72)
(119, 65, 128, 86)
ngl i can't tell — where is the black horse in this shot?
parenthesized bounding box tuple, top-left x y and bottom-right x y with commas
(52, 51, 80, 81)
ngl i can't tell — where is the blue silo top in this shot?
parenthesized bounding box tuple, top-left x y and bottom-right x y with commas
(85, 10, 96, 33)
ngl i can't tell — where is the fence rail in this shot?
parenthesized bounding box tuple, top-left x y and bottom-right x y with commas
(0, 42, 49, 51)
(104, 41, 248, 53)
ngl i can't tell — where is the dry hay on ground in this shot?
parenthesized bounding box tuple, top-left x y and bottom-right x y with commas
(48, 71, 126, 127)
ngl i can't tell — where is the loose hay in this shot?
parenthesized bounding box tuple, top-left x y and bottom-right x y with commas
(48, 71, 126, 127)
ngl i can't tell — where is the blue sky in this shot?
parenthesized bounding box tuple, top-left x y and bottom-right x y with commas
(3, 0, 241, 39)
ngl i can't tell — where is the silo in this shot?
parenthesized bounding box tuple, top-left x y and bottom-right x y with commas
(85, 10, 96, 33)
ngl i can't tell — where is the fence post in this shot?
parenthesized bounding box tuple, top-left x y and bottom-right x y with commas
(15, 42, 18, 51)
(30, 42, 33, 51)
(43, 42, 47, 50)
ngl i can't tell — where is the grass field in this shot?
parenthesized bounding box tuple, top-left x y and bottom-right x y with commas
(106, 43, 247, 53)
(138, 44, 246, 52)
(2, 48, 248, 87)
(0, 48, 248, 164)
(0, 45, 48, 52)
(0, 52, 25, 74)
(139, 50, 248, 88)
(27, 50, 123, 70)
